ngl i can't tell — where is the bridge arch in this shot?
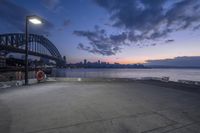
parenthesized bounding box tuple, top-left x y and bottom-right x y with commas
(0, 33, 64, 66)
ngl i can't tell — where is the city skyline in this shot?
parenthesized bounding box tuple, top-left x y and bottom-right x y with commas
(1, 0, 200, 65)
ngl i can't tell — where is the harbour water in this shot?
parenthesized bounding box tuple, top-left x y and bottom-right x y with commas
(54, 68, 200, 82)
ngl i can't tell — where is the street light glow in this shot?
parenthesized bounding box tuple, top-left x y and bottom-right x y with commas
(29, 18, 42, 24)
(25, 15, 43, 85)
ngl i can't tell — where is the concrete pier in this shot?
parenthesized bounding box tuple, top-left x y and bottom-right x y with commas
(0, 80, 200, 133)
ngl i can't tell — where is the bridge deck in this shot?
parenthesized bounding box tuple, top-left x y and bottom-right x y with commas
(0, 81, 200, 133)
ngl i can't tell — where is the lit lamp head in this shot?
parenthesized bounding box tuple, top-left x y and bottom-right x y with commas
(28, 16, 42, 25)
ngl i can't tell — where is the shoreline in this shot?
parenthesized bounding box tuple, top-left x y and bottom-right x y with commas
(55, 77, 200, 93)
(1, 77, 200, 94)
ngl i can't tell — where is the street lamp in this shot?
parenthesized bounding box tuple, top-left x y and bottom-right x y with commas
(25, 15, 42, 85)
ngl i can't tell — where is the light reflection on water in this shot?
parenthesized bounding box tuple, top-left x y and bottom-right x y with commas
(53, 68, 200, 81)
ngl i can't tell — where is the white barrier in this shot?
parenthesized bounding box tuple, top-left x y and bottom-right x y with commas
(141, 76, 169, 82)
(178, 80, 200, 85)
(0, 79, 38, 89)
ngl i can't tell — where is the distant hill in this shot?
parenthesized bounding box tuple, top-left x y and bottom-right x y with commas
(145, 56, 200, 68)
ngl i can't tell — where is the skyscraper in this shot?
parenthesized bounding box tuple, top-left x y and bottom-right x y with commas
(84, 59, 87, 65)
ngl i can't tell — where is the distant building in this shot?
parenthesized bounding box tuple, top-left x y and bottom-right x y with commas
(101, 62, 107, 65)
(68, 59, 146, 68)
(63, 56, 67, 64)
(84, 59, 87, 65)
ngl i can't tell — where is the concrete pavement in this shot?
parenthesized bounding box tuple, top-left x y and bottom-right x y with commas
(0, 81, 200, 133)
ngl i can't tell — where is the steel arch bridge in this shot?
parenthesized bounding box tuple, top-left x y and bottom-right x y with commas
(0, 33, 65, 66)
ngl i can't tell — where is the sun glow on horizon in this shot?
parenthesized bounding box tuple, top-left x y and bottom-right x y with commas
(108, 54, 200, 64)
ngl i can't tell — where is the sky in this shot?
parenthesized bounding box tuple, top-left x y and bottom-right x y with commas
(1, 0, 200, 65)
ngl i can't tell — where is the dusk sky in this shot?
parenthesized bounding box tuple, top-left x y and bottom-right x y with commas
(1, 0, 200, 64)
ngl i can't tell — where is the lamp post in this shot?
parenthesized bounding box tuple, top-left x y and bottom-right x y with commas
(25, 15, 42, 85)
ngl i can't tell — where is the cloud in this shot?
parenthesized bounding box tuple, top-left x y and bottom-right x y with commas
(74, 26, 127, 55)
(0, 0, 54, 35)
(165, 39, 174, 43)
(94, 0, 200, 33)
(63, 19, 70, 27)
(58, 19, 71, 31)
(150, 43, 156, 46)
(42, 0, 62, 12)
(146, 56, 200, 67)
(73, 0, 200, 55)
(193, 24, 200, 31)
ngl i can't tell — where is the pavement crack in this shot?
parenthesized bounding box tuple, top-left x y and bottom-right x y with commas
(25, 111, 155, 133)
(141, 123, 176, 133)
(161, 121, 200, 133)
